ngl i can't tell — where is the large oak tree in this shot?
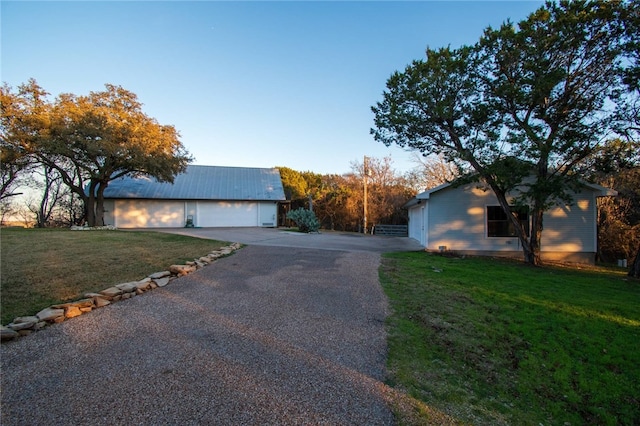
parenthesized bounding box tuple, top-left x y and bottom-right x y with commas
(372, 0, 636, 265)
(1, 81, 192, 226)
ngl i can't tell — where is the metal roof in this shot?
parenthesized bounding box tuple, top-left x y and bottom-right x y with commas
(403, 178, 617, 209)
(103, 165, 286, 201)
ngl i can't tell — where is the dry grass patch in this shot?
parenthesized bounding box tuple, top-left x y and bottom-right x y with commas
(1, 228, 230, 324)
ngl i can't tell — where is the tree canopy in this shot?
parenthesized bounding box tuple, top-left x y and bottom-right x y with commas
(1, 80, 192, 226)
(0, 80, 48, 200)
(372, 0, 637, 265)
(277, 157, 413, 232)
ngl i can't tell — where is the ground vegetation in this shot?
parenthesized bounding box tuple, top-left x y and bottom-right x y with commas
(0, 228, 226, 324)
(380, 251, 639, 425)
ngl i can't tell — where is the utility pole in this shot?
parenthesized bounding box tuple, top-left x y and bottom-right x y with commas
(363, 155, 368, 234)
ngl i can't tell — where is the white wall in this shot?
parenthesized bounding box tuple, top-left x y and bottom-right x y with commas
(114, 200, 185, 228)
(103, 200, 115, 226)
(428, 184, 513, 252)
(539, 191, 597, 253)
(112, 199, 278, 228)
(410, 183, 598, 257)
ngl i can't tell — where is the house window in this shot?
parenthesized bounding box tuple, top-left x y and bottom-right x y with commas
(487, 206, 529, 237)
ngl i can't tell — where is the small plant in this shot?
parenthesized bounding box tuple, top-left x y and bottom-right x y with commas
(286, 208, 320, 233)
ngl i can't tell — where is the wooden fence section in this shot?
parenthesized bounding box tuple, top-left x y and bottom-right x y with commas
(373, 224, 408, 237)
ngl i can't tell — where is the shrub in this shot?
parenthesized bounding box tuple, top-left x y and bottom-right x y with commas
(286, 208, 320, 233)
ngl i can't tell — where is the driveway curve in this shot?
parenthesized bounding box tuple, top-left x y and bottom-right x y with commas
(154, 227, 424, 253)
(1, 229, 423, 425)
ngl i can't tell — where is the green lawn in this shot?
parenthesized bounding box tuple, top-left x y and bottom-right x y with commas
(380, 252, 640, 425)
(1, 228, 229, 324)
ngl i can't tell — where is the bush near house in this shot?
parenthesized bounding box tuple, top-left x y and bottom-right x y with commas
(286, 208, 320, 233)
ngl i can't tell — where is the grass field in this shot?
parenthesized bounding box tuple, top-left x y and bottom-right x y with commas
(0, 228, 229, 325)
(380, 252, 640, 425)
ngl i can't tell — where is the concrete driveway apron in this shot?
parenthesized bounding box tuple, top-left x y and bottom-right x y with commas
(1, 229, 423, 425)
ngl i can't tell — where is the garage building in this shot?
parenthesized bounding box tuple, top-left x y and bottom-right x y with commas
(102, 165, 285, 228)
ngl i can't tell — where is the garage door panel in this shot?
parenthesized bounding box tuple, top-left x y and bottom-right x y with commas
(198, 202, 258, 227)
(115, 200, 184, 228)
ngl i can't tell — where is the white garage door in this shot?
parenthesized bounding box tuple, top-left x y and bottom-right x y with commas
(198, 201, 258, 227)
(115, 200, 185, 228)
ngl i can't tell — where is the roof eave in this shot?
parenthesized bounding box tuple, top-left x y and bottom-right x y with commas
(583, 182, 618, 197)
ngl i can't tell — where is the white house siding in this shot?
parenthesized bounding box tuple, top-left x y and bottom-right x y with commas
(424, 184, 517, 253)
(111, 200, 278, 228)
(114, 200, 185, 228)
(540, 191, 597, 253)
(103, 200, 115, 226)
(408, 183, 600, 263)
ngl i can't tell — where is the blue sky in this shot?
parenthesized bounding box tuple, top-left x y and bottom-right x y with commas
(2, 1, 543, 175)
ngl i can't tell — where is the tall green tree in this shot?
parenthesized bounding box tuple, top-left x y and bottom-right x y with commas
(276, 166, 322, 210)
(276, 166, 309, 201)
(47, 84, 192, 226)
(616, 3, 640, 276)
(617, 1, 639, 140)
(0, 80, 48, 200)
(372, 0, 635, 265)
(2, 81, 192, 226)
(313, 174, 355, 230)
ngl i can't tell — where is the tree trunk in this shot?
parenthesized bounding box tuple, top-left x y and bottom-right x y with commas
(95, 182, 107, 227)
(42, 160, 91, 227)
(80, 201, 89, 226)
(86, 181, 98, 227)
(95, 198, 105, 227)
(526, 205, 544, 266)
(629, 245, 640, 278)
(35, 165, 65, 228)
(490, 185, 541, 266)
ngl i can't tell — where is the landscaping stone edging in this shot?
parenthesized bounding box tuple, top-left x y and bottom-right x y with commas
(0, 242, 242, 342)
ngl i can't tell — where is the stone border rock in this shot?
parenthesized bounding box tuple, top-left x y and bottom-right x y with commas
(1, 242, 243, 343)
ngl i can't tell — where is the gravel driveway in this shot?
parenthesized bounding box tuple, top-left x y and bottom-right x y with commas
(1, 230, 423, 425)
